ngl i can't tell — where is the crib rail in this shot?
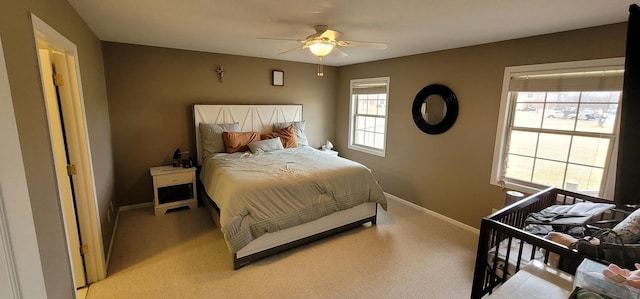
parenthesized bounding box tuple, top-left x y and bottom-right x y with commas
(470, 187, 626, 299)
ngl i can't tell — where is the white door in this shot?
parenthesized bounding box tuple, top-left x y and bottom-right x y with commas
(38, 47, 87, 289)
(0, 36, 48, 299)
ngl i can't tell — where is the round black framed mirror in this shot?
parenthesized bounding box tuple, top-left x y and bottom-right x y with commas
(412, 84, 458, 134)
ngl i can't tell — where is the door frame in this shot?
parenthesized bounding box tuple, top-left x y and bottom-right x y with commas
(31, 14, 106, 284)
(0, 36, 48, 298)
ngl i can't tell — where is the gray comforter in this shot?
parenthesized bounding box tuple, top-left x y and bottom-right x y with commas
(200, 146, 387, 253)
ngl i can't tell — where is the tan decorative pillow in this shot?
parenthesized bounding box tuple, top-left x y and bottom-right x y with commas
(222, 132, 260, 153)
(273, 121, 307, 146)
(261, 125, 298, 148)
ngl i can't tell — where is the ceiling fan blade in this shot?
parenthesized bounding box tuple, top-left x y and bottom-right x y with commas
(314, 25, 329, 34)
(305, 33, 321, 40)
(304, 25, 327, 40)
(320, 29, 342, 41)
(278, 45, 304, 55)
(337, 40, 387, 49)
(331, 47, 348, 57)
(258, 37, 304, 43)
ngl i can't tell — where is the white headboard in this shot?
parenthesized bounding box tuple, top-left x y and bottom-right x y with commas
(194, 104, 303, 165)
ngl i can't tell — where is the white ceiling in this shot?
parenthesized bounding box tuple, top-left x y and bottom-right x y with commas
(67, 0, 636, 67)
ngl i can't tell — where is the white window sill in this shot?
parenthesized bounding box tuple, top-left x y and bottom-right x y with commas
(348, 144, 385, 157)
(490, 179, 542, 196)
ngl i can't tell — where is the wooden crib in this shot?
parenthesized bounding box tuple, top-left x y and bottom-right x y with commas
(470, 187, 629, 298)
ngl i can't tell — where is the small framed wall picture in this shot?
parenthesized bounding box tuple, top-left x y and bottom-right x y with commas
(272, 70, 284, 86)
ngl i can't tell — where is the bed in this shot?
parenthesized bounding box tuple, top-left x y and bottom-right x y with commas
(471, 187, 629, 299)
(193, 104, 387, 269)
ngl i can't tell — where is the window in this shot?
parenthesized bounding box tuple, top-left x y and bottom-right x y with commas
(491, 58, 625, 199)
(349, 77, 390, 157)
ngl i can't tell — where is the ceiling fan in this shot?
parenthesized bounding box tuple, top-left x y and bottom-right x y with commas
(263, 25, 387, 76)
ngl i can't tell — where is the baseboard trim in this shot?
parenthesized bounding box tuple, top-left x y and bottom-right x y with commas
(384, 192, 479, 235)
(118, 202, 153, 212)
(105, 209, 120, 273)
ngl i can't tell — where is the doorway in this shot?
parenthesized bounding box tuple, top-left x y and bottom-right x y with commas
(32, 14, 106, 289)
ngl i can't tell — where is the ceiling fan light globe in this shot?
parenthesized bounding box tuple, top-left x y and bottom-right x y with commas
(309, 42, 334, 57)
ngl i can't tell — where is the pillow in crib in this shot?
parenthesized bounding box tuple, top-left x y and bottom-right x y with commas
(606, 208, 640, 244)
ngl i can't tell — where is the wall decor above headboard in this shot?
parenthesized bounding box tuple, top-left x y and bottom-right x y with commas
(193, 104, 303, 165)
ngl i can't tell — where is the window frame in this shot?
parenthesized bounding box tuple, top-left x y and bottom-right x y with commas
(348, 77, 390, 157)
(490, 58, 625, 199)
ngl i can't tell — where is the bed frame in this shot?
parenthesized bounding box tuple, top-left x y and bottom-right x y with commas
(193, 104, 379, 270)
(471, 187, 629, 299)
(200, 190, 377, 269)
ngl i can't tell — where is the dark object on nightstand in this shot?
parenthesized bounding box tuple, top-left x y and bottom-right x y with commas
(182, 158, 193, 168)
(172, 148, 181, 167)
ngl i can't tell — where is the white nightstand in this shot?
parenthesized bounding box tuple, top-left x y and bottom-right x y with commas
(150, 165, 198, 216)
(319, 149, 339, 156)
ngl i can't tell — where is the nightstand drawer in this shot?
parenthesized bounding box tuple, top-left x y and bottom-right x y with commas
(155, 172, 193, 187)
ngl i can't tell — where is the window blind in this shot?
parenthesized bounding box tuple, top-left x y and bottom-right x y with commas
(351, 83, 387, 95)
(509, 69, 624, 92)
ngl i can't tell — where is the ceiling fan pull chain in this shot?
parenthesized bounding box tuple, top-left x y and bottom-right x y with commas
(317, 57, 324, 77)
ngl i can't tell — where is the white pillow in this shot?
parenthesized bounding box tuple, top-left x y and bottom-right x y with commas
(273, 120, 308, 146)
(200, 122, 239, 158)
(248, 137, 284, 154)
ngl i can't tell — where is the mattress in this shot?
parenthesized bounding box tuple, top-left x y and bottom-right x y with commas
(200, 146, 387, 253)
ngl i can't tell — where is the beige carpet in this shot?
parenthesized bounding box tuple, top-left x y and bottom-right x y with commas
(86, 197, 479, 298)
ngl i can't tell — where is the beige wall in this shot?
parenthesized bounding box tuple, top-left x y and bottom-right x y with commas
(102, 42, 337, 206)
(104, 23, 628, 225)
(0, 0, 114, 298)
(337, 23, 628, 228)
